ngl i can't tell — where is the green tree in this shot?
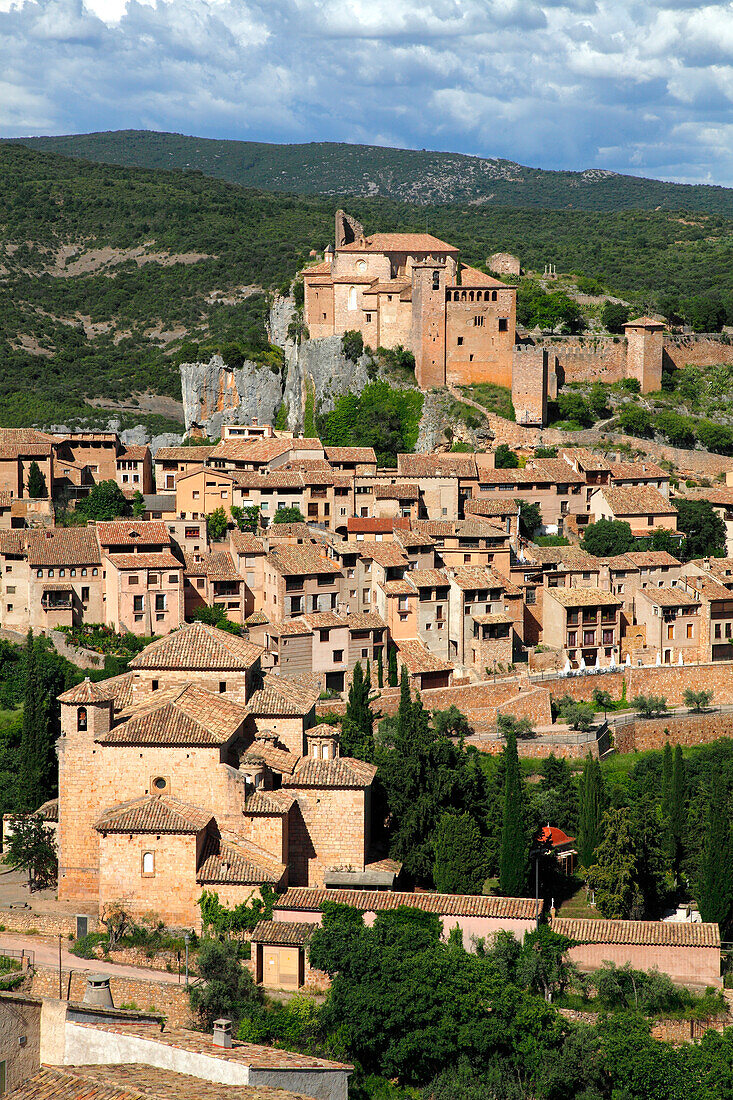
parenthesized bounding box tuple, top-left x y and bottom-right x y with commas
(433, 812, 488, 895)
(517, 500, 542, 539)
(684, 688, 713, 712)
(618, 406, 654, 437)
(498, 727, 528, 896)
(588, 383, 611, 418)
(557, 393, 593, 428)
(587, 807, 641, 918)
(15, 632, 53, 813)
(207, 507, 228, 541)
(388, 645, 398, 687)
(131, 490, 145, 517)
(670, 745, 686, 864)
(602, 301, 630, 333)
(581, 518, 634, 556)
(231, 504, 260, 532)
(675, 498, 726, 560)
(577, 753, 605, 868)
(26, 461, 46, 498)
(3, 812, 57, 890)
(632, 693, 668, 718)
(558, 700, 595, 732)
(376, 646, 383, 689)
(342, 330, 364, 362)
(191, 605, 242, 635)
(494, 443, 519, 469)
(341, 661, 375, 760)
(189, 939, 262, 1027)
(515, 926, 576, 1002)
(497, 713, 535, 740)
(697, 775, 733, 932)
(273, 505, 305, 524)
(537, 754, 578, 834)
(662, 742, 673, 820)
(75, 479, 131, 522)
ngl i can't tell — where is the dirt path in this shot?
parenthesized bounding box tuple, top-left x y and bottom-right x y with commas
(0, 932, 182, 984)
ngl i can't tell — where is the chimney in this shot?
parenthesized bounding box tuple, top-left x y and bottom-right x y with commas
(83, 974, 114, 1008)
(213, 1019, 232, 1048)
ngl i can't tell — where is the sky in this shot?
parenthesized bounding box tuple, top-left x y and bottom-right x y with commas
(1, 0, 733, 186)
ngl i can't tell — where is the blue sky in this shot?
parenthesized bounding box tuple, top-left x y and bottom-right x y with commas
(1, 0, 733, 186)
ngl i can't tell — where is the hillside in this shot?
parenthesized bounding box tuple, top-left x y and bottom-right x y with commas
(0, 143, 732, 429)
(8, 130, 733, 216)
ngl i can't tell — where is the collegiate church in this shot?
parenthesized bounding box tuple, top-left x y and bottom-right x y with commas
(303, 211, 517, 389)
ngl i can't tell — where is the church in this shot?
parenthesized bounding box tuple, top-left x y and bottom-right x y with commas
(303, 211, 517, 389)
(56, 621, 384, 929)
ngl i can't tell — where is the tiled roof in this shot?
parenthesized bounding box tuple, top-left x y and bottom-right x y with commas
(397, 453, 477, 478)
(130, 622, 263, 670)
(287, 756, 377, 788)
(26, 527, 101, 566)
(683, 575, 733, 602)
(104, 671, 135, 711)
(0, 490, 12, 507)
(552, 916, 720, 946)
(95, 795, 212, 834)
(637, 585, 700, 608)
(233, 470, 304, 489)
(155, 445, 215, 461)
(394, 527, 434, 548)
(267, 544, 341, 576)
(374, 482, 419, 499)
(301, 610, 347, 629)
(339, 231, 458, 253)
(465, 497, 519, 516)
(244, 790, 298, 813)
(71, 1024, 352, 1071)
(36, 797, 58, 821)
(358, 542, 408, 566)
(397, 638, 454, 674)
(0, 530, 28, 555)
(241, 741, 300, 775)
(625, 315, 665, 328)
(525, 459, 585, 484)
(184, 551, 240, 580)
(264, 522, 314, 540)
(21, 1064, 318, 1100)
(270, 618, 312, 637)
(58, 677, 115, 704)
(96, 520, 171, 546)
(472, 611, 514, 625)
(276, 887, 541, 920)
(247, 673, 320, 716)
(559, 447, 613, 472)
(623, 550, 680, 567)
(197, 833, 285, 885)
(347, 611, 387, 630)
(251, 920, 314, 946)
(452, 264, 509, 288)
(609, 460, 667, 480)
(380, 579, 415, 596)
(108, 552, 181, 570)
(449, 565, 503, 591)
(599, 485, 677, 516)
(545, 586, 622, 608)
(0, 443, 52, 459)
(324, 446, 377, 463)
(408, 569, 449, 588)
(0, 427, 55, 444)
(245, 611, 269, 625)
(117, 444, 149, 460)
(102, 684, 247, 745)
(231, 532, 265, 554)
(347, 517, 395, 534)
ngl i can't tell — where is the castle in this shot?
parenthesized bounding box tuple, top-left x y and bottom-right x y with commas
(303, 211, 517, 390)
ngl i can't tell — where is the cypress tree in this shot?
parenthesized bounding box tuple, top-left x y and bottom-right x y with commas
(388, 645, 398, 687)
(377, 647, 384, 689)
(15, 631, 49, 812)
(661, 742, 673, 820)
(26, 461, 46, 499)
(670, 745, 686, 853)
(397, 666, 411, 737)
(578, 754, 605, 868)
(698, 775, 733, 932)
(342, 661, 374, 760)
(498, 727, 528, 896)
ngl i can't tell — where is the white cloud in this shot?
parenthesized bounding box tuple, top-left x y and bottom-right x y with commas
(0, 0, 732, 184)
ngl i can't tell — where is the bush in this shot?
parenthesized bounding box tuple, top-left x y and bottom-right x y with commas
(602, 301, 630, 334)
(557, 393, 594, 428)
(70, 932, 109, 959)
(632, 693, 668, 718)
(494, 443, 519, 469)
(189, 939, 262, 1027)
(618, 406, 653, 437)
(342, 330, 364, 363)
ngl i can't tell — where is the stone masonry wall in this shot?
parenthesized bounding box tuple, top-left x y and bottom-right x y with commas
(29, 966, 193, 1026)
(614, 712, 733, 755)
(0, 911, 99, 936)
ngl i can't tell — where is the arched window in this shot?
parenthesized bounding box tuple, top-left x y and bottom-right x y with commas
(322, 743, 330, 759)
(468, 291, 474, 302)
(461, 290, 467, 301)
(491, 290, 498, 301)
(77, 707, 87, 732)
(142, 851, 154, 876)
(484, 291, 491, 301)
(432, 270, 440, 291)
(348, 286, 357, 311)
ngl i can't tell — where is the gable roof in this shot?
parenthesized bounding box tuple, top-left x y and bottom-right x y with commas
(286, 756, 377, 789)
(95, 795, 212, 834)
(196, 833, 285, 885)
(250, 920, 314, 946)
(100, 684, 247, 746)
(26, 527, 101, 567)
(551, 916, 719, 947)
(11, 1064, 319, 1100)
(96, 520, 170, 546)
(247, 673, 320, 717)
(267, 544, 341, 577)
(397, 453, 477, 479)
(58, 677, 115, 705)
(599, 485, 677, 516)
(397, 638, 454, 675)
(129, 622, 263, 671)
(338, 232, 458, 254)
(275, 887, 540, 919)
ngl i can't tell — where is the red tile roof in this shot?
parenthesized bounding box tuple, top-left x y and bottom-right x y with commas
(27, 527, 101, 566)
(95, 795, 212, 834)
(267, 544, 341, 577)
(16, 1064, 316, 1100)
(286, 756, 377, 788)
(102, 684, 247, 746)
(108, 552, 181, 570)
(552, 916, 720, 946)
(58, 677, 115, 705)
(130, 622, 263, 670)
(96, 520, 171, 546)
(250, 920, 314, 946)
(324, 446, 377, 463)
(275, 887, 541, 920)
(197, 834, 285, 885)
(339, 232, 458, 254)
(397, 638, 453, 675)
(247, 673, 320, 717)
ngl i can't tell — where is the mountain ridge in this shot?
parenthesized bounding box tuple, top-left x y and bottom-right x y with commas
(5, 130, 733, 216)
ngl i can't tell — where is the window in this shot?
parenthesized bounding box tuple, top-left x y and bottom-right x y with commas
(59, 568, 65, 577)
(361, 647, 369, 658)
(348, 286, 357, 311)
(141, 851, 155, 877)
(603, 630, 614, 646)
(667, 624, 674, 640)
(128, 575, 139, 586)
(5, 605, 10, 613)
(568, 632, 577, 647)
(92, 568, 98, 576)
(498, 318, 508, 332)
(526, 588, 536, 605)
(366, 313, 372, 323)
(77, 707, 87, 732)
(48, 569, 54, 578)
(133, 595, 144, 612)
(81, 586, 89, 603)
(647, 516, 653, 526)
(219, 681, 226, 693)
(193, 490, 200, 500)
(333, 649, 343, 663)
(149, 574, 158, 586)
(196, 578, 205, 589)
(70, 568, 75, 577)
(81, 568, 87, 576)
(473, 315, 484, 327)
(457, 336, 463, 346)
(6, 586, 13, 594)
(583, 631, 595, 646)
(152, 679, 159, 691)
(169, 575, 177, 584)
(155, 594, 166, 612)
(319, 629, 330, 642)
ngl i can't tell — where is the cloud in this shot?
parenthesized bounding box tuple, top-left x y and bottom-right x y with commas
(1, 0, 733, 185)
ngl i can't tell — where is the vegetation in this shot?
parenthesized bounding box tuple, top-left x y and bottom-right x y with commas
(206, 507, 229, 541)
(494, 443, 519, 469)
(460, 382, 515, 420)
(2, 812, 57, 890)
(581, 519, 635, 556)
(198, 888, 276, 938)
(317, 381, 423, 467)
(68, 480, 136, 524)
(499, 727, 529, 895)
(273, 505, 305, 524)
(189, 939, 261, 1028)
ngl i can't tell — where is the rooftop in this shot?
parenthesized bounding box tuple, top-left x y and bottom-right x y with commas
(545, 586, 622, 608)
(267, 544, 341, 577)
(397, 638, 454, 674)
(197, 833, 285, 885)
(129, 622, 263, 671)
(96, 520, 171, 546)
(599, 485, 677, 516)
(95, 795, 212, 835)
(275, 887, 541, 920)
(286, 756, 378, 789)
(8, 1065, 318, 1100)
(102, 684, 247, 746)
(552, 916, 720, 947)
(250, 920, 315, 946)
(26, 527, 101, 567)
(338, 231, 458, 254)
(247, 673, 320, 717)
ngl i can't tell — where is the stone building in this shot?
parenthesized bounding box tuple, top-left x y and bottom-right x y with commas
(303, 211, 517, 390)
(55, 621, 378, 927)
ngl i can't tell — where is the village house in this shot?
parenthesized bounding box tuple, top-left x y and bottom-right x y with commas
(154, 445, 216, 493)
(115, 444, 153, 494)
(542, 586, 623, 668)
(589, 485, 678, 537)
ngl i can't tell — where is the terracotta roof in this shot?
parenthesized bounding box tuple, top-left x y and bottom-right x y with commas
(624, 551, 680, 567)
(104, 671, 135, 711)
(397, 453, 477, 478)
(155, 446, 215, 462)
(275, 887, 541, 920)
(338, 231, 458, 253)
(0, 490, 12, 507)
(609, 460, 667, 480)
(302, 610, 347, 629)
(247, 673, 320, 716)
(359, 542, 408, 567)
(96, 520, 170, 546)
(26, 527, 101, 567)
(70, 1024, 352, 1072)
(559, 447, 613, 472)
(637, 585, 700, 608)
(347, 611, 387, 630)
(270, 618, 312, 637)
(267, 544, 341, 577)
(465, 497, 519, 516)
(347, 517, 396, 534)
(539, 825, 575, 847)
(0, 530, 28, 555)
(625, 315, 665, 328)
(265, 522, 314, 540)
(130, 622, 263, 670)
(472, 611, 514, 625)
(117, 444, 149, 461)
(58, 677, 115, 705)
(525, 458, 585, 484)
(303, 259, 332, 275)
(545, 586, 622, 608)
(394, 527, 434, 548)
(0, 443, 52, 459)
(683, 575, 733, 602)
(36, 797, 58, 821)
(287, 756, 377, 788)
(95, 795, 212, 834)
(449, 565, 505, 591)
(452, 264, 509, 288)
(101, 684, 247, 746)
(552, 916, 720, 946)
(380, 579, 416, 596)
(250, 920, 314, 946)
(408, 568, 449, 588)
(244, 789, 298, 813)
(599, 485, 677, 516)
(230, 532, 265, 554)
(245, 610, 269, 625)
(0, 428, 55, 444)
(241, 742, 300, 775)
(15, 1064, 317, 1100)
(397, 638, 453, 674)
(373, 482, 419, 500)
(234, 470, 305, 489)
(324, 446, 377, 463)
(184, 551, 240, 580)
(197, 834, 285, 885)
(108, 552, 181, 570)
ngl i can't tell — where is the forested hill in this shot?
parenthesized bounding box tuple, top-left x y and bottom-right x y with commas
(0, 142, 732, 429)
(8, 130, 733, 216)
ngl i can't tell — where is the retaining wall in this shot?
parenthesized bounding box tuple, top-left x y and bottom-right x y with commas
(614, 712, 733, 755)
(29, 966, 193, 1026)
(0, 910, 98, 937)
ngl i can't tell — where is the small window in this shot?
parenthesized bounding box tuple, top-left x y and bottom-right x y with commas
(59, 568, 65, 577)
(133, 595, 144, 612)
(141, 851, 155, 877)
(77, 707, 87, 732)
(153, 776, 167, 791)
(498, 318, 508, 332)
(70, 568, 76, 577)
(168, 575, 177, 584)
(432, 270, 440, 290)
(92, 568, 98, 576)
(219, 681, 227, 693)
(366, 313, 372, 323)
(129, 576, 139, 586)
(81, 568, 87, 576)
(333, 649, 343, 663)
(81, 586, 89, 602)
(152, 679, 159, 691)
(457, 336, 463, 346)
(36, 570, 42, 578)
(155, 594, 166, 612)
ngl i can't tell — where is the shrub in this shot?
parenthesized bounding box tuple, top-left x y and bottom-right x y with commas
(342, 330, 364, 363)
(70, 932, 109, 959)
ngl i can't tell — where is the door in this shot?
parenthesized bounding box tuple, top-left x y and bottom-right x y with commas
(263, 947, 280, 987)
(278, 947, 300, 990)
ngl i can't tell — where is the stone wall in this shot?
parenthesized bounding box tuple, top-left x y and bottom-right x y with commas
(0, 911, 98, 936)
(536, 335, 628, 386)
(664, 334, 733, 373)
(614, 712, 733, 755)
(29, 966, 193, 1026)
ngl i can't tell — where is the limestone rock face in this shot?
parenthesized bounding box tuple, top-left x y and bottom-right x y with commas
(180, 354, 282, 437)
(283, 336, 372, 433)
(267, 293, 297, 350)
(415, 391, 493, 453)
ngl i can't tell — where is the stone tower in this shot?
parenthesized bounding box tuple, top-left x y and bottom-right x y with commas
(624, 317, 664, 394)
(412, 262, 448, 389)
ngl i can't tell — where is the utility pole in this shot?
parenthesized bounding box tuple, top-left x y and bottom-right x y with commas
(58, 934, 62, 1000)
(184, 932, 190, 987)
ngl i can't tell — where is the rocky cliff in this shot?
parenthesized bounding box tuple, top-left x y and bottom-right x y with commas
(180, 353, 283, 437)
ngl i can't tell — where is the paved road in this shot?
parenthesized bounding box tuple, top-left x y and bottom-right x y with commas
(0, 932, 184, 985)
